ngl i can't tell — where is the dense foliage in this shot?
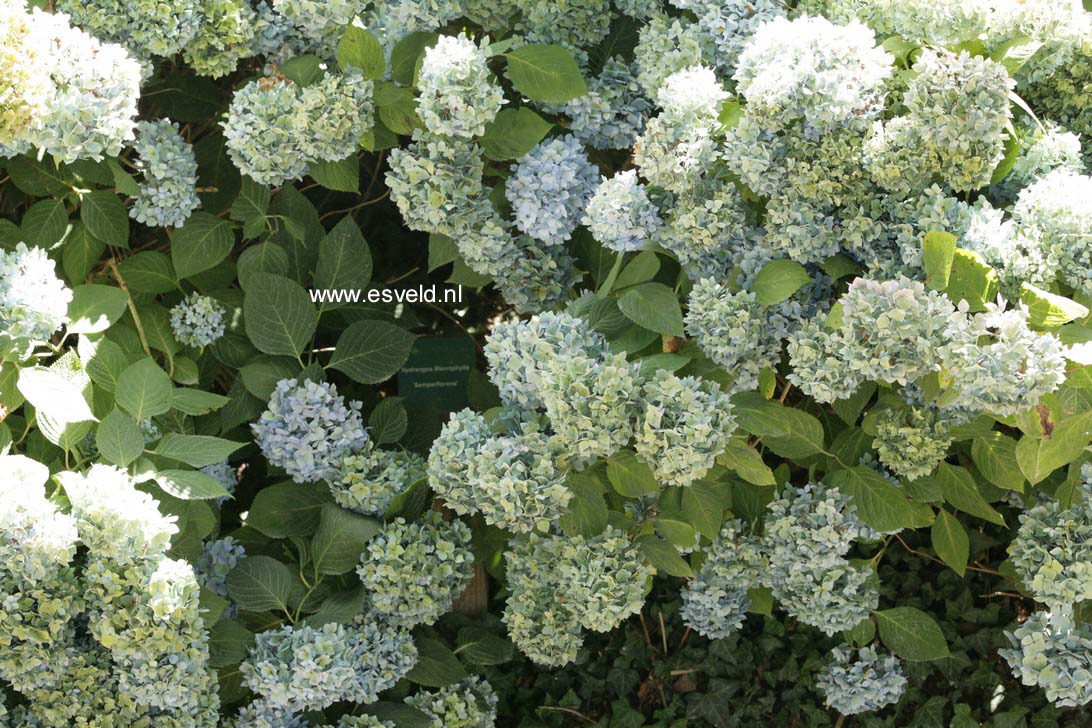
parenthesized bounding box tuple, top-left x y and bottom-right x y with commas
(1, 0, 1092, 725)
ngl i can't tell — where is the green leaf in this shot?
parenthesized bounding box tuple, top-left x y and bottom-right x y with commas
(314, 216, 372, 298)
(875, 607, 950, 661)
(731, 392, 825, 459)
(504, 45, 588, 102)
(240, 357, 300, 400)
(1015, 415, 1092, 485)
(971, 432, 1025, 491)
(820, 253, 862, 282)
(615, 250, 661, 290)
(407, 638, 467, 687)
(752, 259, 812, 306)
(922, 231, 957, 291)
(81, 190, 129, 246)
(480, 108, 553, 161)
(115, 357, 172, 422)
(826, 466, 917, 533)
(118, 251, 177, 293)
(337, 24, 385, 79)
(309, 504, 381, 575)
(281, 55, 324, 86)
(368, 397, 408, 444)
(309, 156, 359, 192)
(374, 82, 421, 135)
(170, 388, 230, 415)
(391, 31, 439, 85)
(303, 586, 368, 627)
(456, 626, 515, 667)
(172, 212, 235, 279)
(946, 249, 998, 312)
(21, 199, 68, 248)
(154, 469, 231, 500)
(559, 471, 609, 537)
(606, 450, 660, 497)
(153, 434, 244, 468)
(636, 534, 693, 577)
(66, 284, 129, 335)
(237, 242, 290, 289)
(243, 273, 319, 357)
(428, 234, 459, 272)
(1020, 284, 1089, 328)
(227, 556, 293, 612)
(17, 367, 96, 425)
(94, 409, 145, 467)
(682, 480, 730, 540)
(328, 320, 417, 383)
(716, 439, 775, 486)
(928, 463, 1005, 525)
(617, 282, 684, 336)
(931, 509, 969, 576)
(63, 223, 105, 283)
(208, 620, 255, 669)
(230, 176, 271, 227)
(247, 482, 333, 538)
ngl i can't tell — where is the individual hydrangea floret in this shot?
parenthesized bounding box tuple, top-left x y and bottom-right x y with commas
(0, 242, 72, 362)
(417, 34, 504, 138)
(685, 279, 783, 392)
(939, 302, 1066, 418)
(405, 676, 499, 728)
(329, 445, 426, 516)
(1001, 607, 1092, 707)
(503, 528, 651, 666)
(733, 15, 892, 135)
(681, 520, 766, 638)
(816, 645, 907, 715)
(252, 378, 369, 483)
(1012, 169, 1092, 296)
(170, 293, 226, 348)
(240, 620, 417, 711)
(506, 136, 599, 246)
(483, 312, 607, 410)
(582, 170, 663, 252)
(356, 512, 474, 628)
(635, 371, 736, 487)
(129, 120, 201, 228)
(1009, 472, 1092, 608)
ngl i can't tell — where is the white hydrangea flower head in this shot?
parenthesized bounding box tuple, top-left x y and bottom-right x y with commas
(635, 371, 737, 487)
(560, 58, 652, 150)
(55, 0, 202, 60)
(17, 8, 142, 162)
(873, 397, 952, 481)
(428, 408, 492, 505)
(60, 465, 178, 564)
(503, 528, 651, 666)
(251, 377, 369, 483)
(272, 0, 363, 45)
(539, 351, 643, 468)
(506, 135, 600, 246)
(330, 444, 426, 516)
(762, 483, 881, 634)
(515, 0, 612, 49)
(634, 14, 711, 97)
(386, 132, 486, 235)
(1001, 607, 1092, 707)
(492, 236, 582, 315)
(582, 170, 663, 252)
(680, 520, 766, 638)
(356, 512, 474, 628)
(939, 302, 1066, 418)
(991, 121, 1085, 203)
(195, 537, 245, 599)
(816, 645, 907, 715)
(183, 0, 259, 78)
(0, 0, 51, 149)
(1012, 169, 1092, 296)
(404, 676, 498, 728)
(337, 715, 397, 728)
(231, 700, 309, 728)
(1009, 472, 1092, 608)
(417, 34, 504, 138)
(170, 293, 227, 348)
(662, 180, 750, 263)
(483, 312, 607, 410)
(675, 0, 788, 74)
(734, 15, 892, 135)
(363, 0, 465, 52)
(240, 620, 418, 711)
(0, 242, 72, 362)
(685, 279, 783, 392)
(129, 119, 201, 228)
(0, 454, 78, 583)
